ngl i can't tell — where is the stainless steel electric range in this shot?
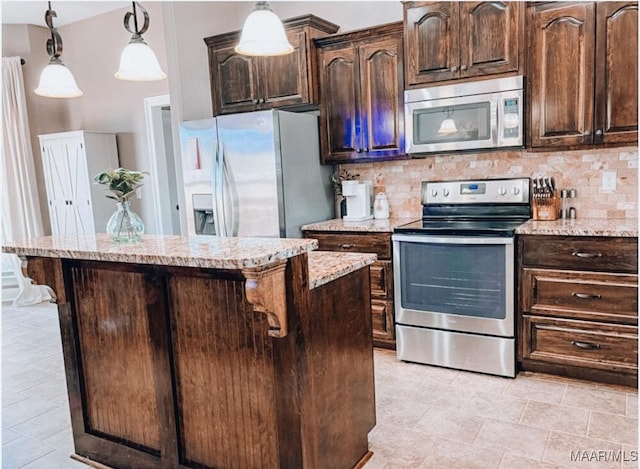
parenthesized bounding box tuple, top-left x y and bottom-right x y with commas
(392, 177, 531, 377)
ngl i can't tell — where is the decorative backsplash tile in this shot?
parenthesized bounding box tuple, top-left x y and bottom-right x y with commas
(339, 146, 638, 220)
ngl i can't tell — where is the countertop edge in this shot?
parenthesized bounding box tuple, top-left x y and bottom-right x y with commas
(515, 218, 639, 238)
(308, 252, 377, 290)
(1, 235, 320, 270)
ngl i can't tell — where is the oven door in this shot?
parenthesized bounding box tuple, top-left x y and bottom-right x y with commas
(392, 234, 514, 337)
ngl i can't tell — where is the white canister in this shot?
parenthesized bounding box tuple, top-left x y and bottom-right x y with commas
(373, 193, 390, 219)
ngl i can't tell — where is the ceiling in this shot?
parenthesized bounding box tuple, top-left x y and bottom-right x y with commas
(1, 1, 130, 27)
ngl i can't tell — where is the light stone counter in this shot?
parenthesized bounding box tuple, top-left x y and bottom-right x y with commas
(515, 218, 638, 237)
(2, 233, 318, 270)
(302, 217, 417, 233)
(308, 251, 377, 289)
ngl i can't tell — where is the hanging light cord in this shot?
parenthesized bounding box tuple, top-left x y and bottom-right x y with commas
(44, 1, 63, 61)
(124, 1, 150, 40)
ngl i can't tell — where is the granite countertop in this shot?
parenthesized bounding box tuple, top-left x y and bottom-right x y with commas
(308, 251, 377, 289)
(516, 218, 638, 237)
(301, 217, 417, 233)
(1, 234, 318, 270)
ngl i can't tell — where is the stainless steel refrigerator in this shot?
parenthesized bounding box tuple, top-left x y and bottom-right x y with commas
(179, 110, 333, 237)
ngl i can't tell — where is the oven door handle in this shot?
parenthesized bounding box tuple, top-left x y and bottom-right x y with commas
(391, 234, 514, 245)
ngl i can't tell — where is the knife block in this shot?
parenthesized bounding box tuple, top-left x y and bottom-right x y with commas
(532, 190, 559, 220)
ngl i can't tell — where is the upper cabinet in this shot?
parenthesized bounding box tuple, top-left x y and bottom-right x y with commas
(528, 2, 638, 148)
(404, 1, 523, 87)
(204, 15, 339, 116)
(315, 23, 405, 164)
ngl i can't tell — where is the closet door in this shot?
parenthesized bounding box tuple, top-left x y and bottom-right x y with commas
(40, 135, 95, 235)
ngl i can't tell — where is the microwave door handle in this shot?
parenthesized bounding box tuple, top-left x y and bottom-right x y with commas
(495, 94, 504, 146)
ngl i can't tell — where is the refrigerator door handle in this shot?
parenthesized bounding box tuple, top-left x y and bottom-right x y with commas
(221, 148, 235, 236)
(214, 141, 226, 236)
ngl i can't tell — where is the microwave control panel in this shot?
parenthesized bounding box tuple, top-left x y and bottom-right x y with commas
(502, 98, 520, 139)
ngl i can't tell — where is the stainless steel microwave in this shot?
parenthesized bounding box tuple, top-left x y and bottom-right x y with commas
(404, 76, 524, 155)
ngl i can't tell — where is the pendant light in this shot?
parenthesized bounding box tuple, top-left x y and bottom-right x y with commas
(34, 2, 82, 98)
(235, 2, 294, 57)
(115, 2, 166, 81)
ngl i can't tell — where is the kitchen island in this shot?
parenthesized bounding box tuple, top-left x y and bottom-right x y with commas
(2, 234, 377, 469)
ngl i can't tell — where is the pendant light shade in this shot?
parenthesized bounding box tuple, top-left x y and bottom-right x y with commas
(35, 59, 83, 98)
(34, 2, 82, 98)
(235, 2, 294, 57)
(115, 2, 166, 81)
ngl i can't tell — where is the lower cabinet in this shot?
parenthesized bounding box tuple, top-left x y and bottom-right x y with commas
(518, 235, 638, 386)
(303, 230, 396, 348)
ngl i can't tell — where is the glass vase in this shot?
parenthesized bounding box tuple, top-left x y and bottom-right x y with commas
(106, 200, 144, 243)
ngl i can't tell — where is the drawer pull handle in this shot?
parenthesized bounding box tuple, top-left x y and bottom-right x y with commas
(339, 244, 355, 249)
(571, 340, 600, 350)
(572, 292, 602, 300)
(571, 251, 602, 258)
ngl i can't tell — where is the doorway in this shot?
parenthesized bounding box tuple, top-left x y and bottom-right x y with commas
(144, 95, 181, 235)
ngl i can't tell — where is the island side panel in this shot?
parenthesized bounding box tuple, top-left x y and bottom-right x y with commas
(168, 270, 283, 469)
(62, 260, 178, 468)
(298, 264, 376, 468)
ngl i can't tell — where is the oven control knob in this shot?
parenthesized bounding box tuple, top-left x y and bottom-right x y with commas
(498, 187, 507, 196)
(512, 186, 521, 195)
(431, 189, 438, 197)
(442, 188, 450, 197)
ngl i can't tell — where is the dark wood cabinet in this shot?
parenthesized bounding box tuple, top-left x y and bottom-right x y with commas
(528, 2, 638, 148)
(404, 1, 522, 87)
(302, 230, 396, 348)
(518, 235, 639, 386)
(315, 23, 405, 164)
(205, 15, 339, 116)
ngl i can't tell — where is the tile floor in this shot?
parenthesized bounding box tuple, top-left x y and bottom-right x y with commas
(2, 301, 638, 469)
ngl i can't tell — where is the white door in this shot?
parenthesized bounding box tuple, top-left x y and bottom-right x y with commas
(41, 136, 95, 235)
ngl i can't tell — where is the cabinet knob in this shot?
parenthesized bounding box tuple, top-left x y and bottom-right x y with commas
(582, 130, 591, 136)
(339, 244, 355, 249)
(595, 129, 603, 136)
(356, 148, 363, 153)
(460, 64, 467, 71)
(450, 66, 458, 72)
(364, 147, 370, 152)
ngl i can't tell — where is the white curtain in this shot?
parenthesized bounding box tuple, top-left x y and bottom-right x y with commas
(2, 56, 53, 305)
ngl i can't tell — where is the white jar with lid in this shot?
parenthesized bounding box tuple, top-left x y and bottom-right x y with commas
(373, 193, 390, 219)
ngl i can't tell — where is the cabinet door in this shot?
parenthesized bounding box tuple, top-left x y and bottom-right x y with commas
(210, 45, 259, 115)
(460, 1, 520, 78)
(359, 37, 405, 159)
(529, 3, 596, 148)
(404, 2, 460, 86)
(259, 30, 309, 108)
(594, 2, 638, 144)
(318, 46, 360, 163)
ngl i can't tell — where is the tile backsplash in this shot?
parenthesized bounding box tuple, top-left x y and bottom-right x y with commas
(339, 146, 638, 220)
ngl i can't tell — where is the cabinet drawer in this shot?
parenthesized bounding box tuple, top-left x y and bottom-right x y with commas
(520, 236, 638, 273)
(372, 299, 395, 341)
(370, 260, 393, 299)
(304, 232, 392, 259)
(521, 315, 638, 375)
(522, 268, 638, 324)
